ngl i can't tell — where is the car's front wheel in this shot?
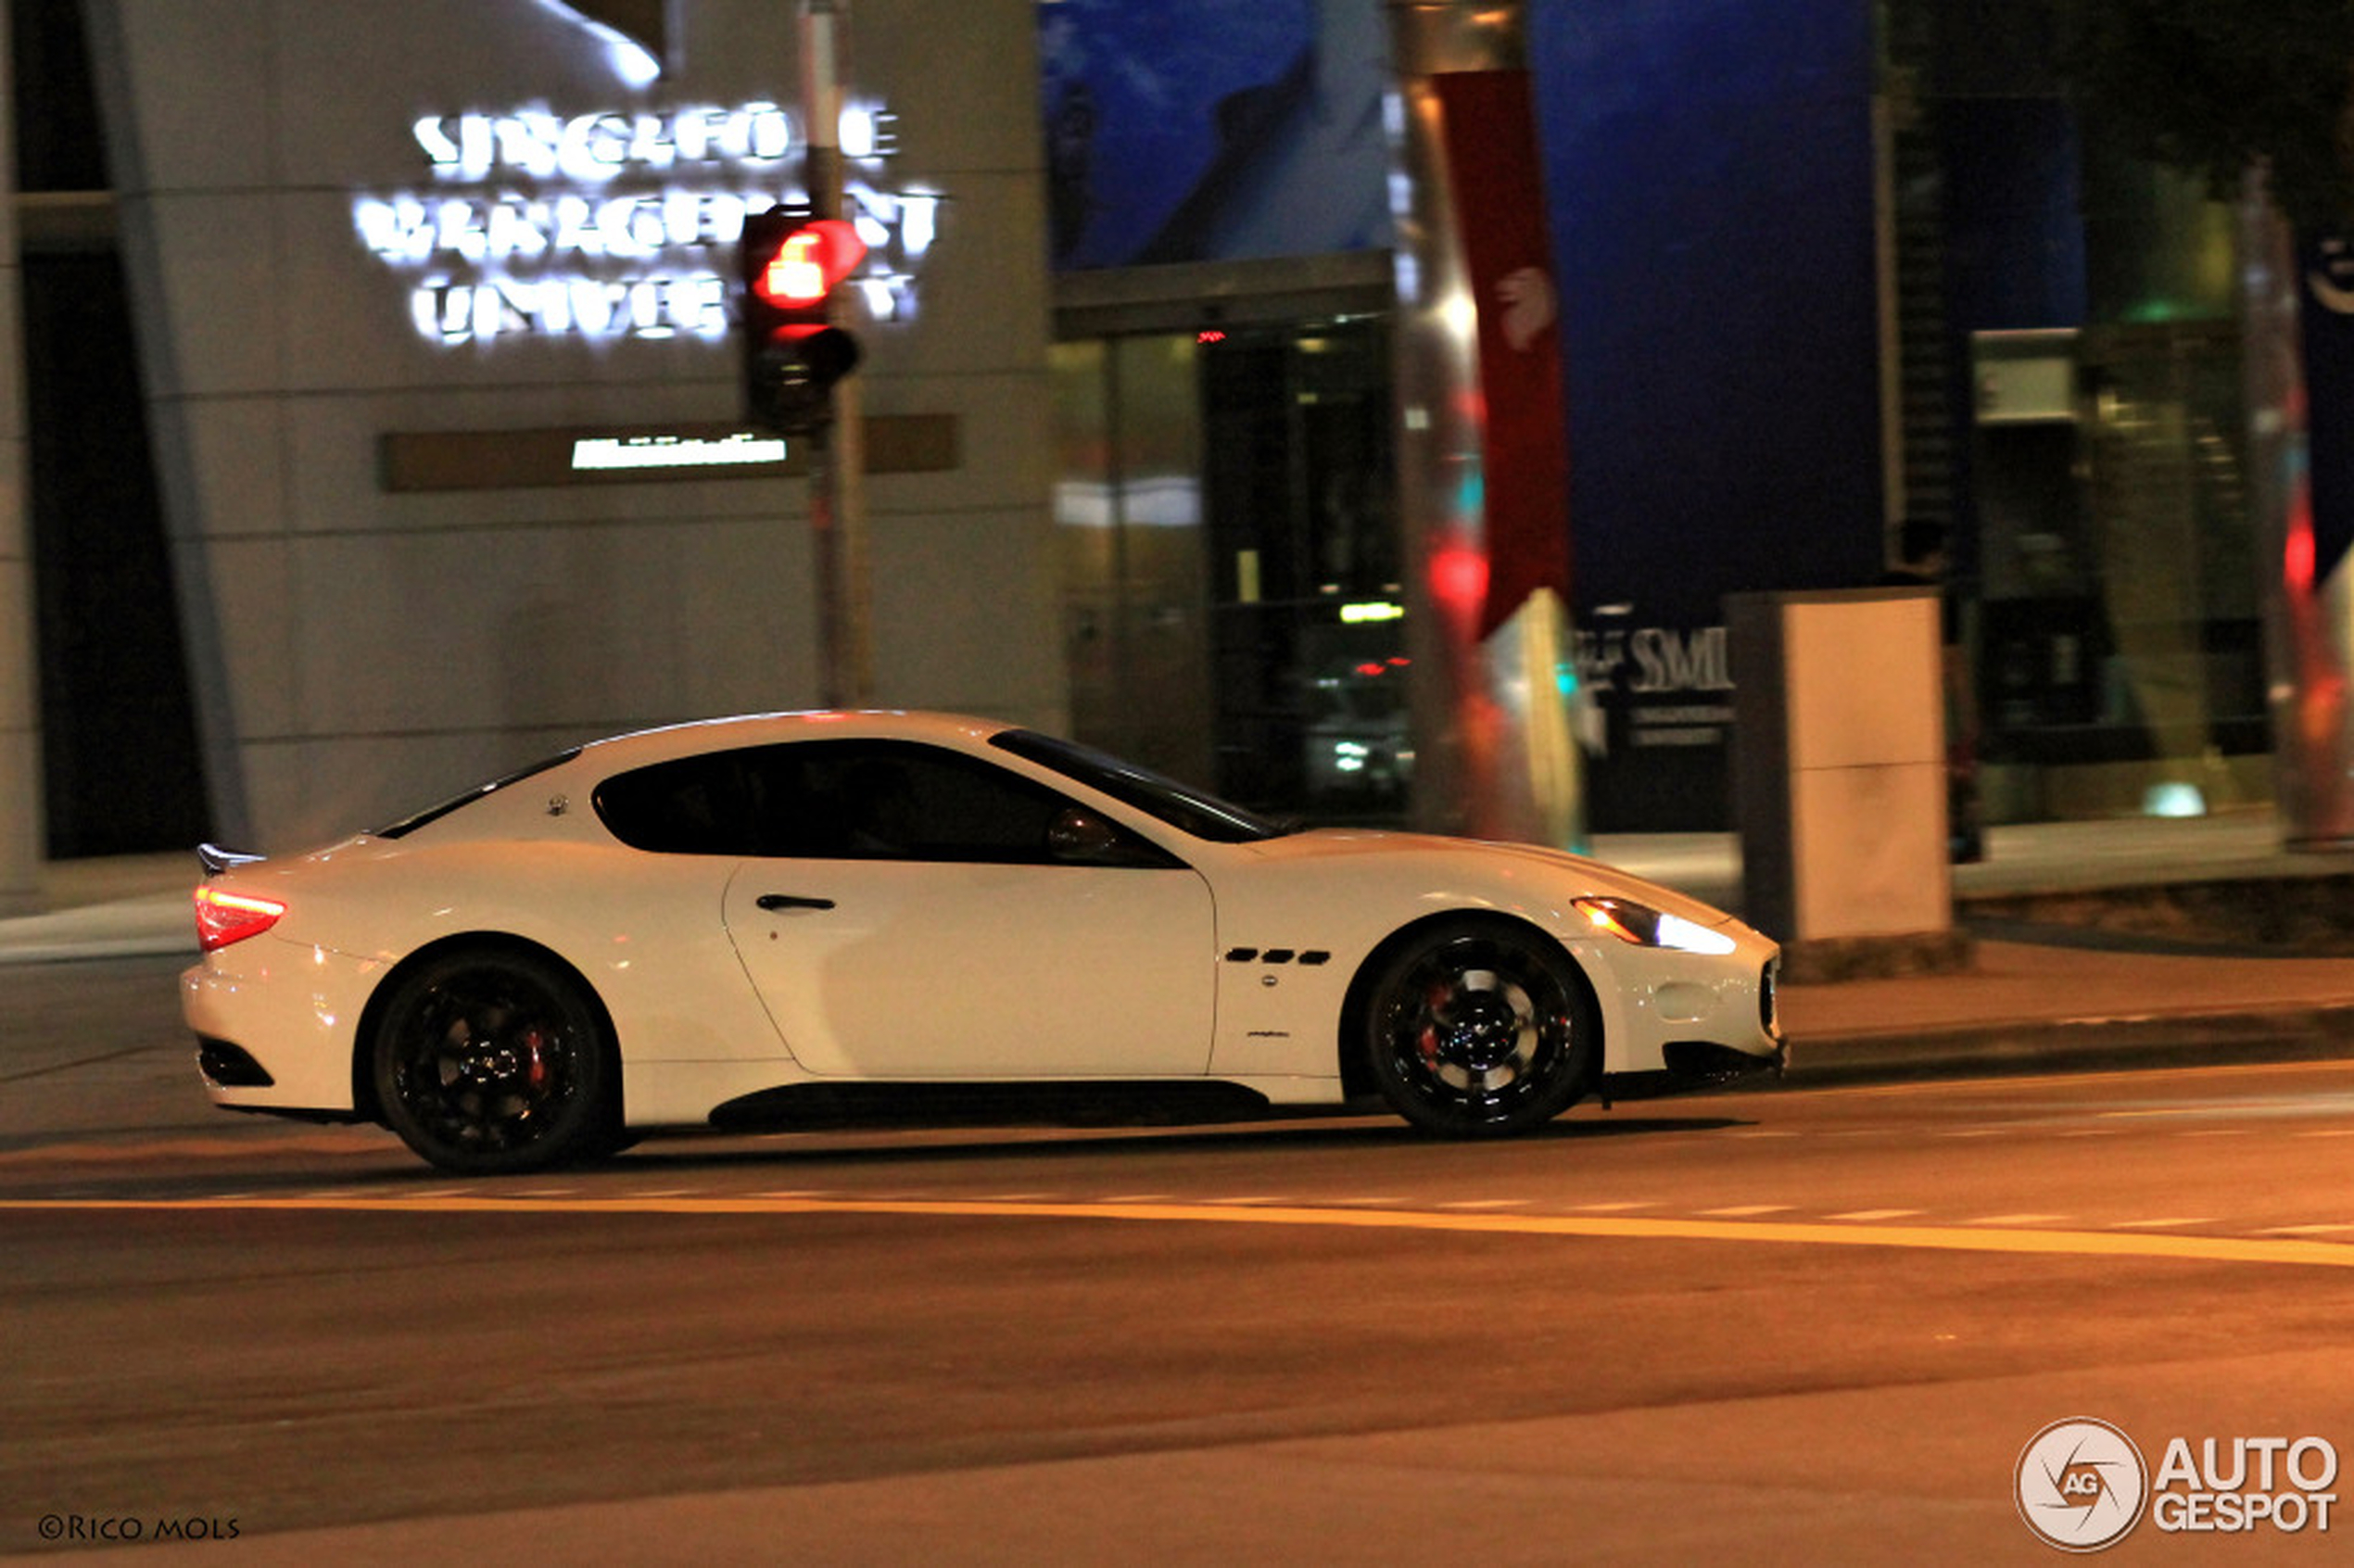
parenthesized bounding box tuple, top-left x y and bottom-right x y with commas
(370, 946, 618, 1174)
(1362, 920, 1595, 1137)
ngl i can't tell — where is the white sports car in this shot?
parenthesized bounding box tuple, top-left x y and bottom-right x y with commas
(184, 712, 1785, 1172)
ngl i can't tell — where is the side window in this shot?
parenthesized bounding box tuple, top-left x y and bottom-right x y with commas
(596, 739, 1187, 866)
(756, 741, 1072, 863)
(592, 752, 764, 854)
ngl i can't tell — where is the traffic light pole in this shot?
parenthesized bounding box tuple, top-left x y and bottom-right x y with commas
(801, 0, 870, 709)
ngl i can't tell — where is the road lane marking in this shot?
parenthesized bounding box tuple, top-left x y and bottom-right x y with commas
(2110, 1217, 2217, 1229)
(1696, 1205, 1792, 1216)
(1963, 1213, 2070, 1226)
(1827, 1208, 1920, 1221)
(10, 1193, 2354, 1269)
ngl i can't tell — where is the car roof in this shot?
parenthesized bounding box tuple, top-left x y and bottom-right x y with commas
(575, 710, 1017, 771)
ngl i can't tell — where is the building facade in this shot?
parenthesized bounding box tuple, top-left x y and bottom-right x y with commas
(1036, 0, 2277, 834)
(1, 0, 2287, 892)
(10, 0, 1063, 870)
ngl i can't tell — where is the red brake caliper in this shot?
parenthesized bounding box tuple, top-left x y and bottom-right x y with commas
(1417, 979, 1450, 1067)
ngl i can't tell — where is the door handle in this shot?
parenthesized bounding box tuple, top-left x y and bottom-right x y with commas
(756, 893, 836, 912)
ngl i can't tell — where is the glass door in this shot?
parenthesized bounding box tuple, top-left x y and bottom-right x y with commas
(1198, 318, 1407, 822)
(1051, 315, 1407, 824)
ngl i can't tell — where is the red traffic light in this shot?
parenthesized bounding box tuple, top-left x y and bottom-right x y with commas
(753, 218, 867, 309)
(737, 209, 866, 434)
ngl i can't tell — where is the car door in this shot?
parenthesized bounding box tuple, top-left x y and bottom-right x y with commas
(716, 740, 1218, 1078)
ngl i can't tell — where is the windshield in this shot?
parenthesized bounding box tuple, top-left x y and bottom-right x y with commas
(373, 748, 581, 839)
(990, 730, 1293, 843)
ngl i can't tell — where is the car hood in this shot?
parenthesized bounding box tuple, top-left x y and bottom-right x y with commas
(1240, 828, 1745, 929)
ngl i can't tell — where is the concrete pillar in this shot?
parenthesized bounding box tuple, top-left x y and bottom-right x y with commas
(1729, 587, 1966, 980)
(0, 17, 45, 913)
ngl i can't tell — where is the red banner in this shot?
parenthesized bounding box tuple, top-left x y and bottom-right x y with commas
(2300, 233, 2354, 586)
(1431, 70, 1574, 638)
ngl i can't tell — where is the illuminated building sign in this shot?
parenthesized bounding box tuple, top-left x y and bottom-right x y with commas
(570, 433, 787, 471)
(378, 414, 958, 491)
(353, 101, 940, 346)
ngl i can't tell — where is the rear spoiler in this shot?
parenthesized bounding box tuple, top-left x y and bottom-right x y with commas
(196, 843, 267, 877)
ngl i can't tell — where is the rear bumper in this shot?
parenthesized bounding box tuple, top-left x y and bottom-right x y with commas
(182, 944, 374, 1114)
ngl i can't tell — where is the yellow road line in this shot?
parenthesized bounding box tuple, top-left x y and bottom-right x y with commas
(8, 1192, 2354, 1269)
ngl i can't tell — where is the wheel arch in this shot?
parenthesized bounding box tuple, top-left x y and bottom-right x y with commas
(1335, 908, 1604, 1104)
(349, 931, 622, 1128)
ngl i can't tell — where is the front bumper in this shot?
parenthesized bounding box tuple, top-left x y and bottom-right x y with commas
(1665, 1035, 1790, 1085)
(1598, 951, 1788, 1101)
(1598, 1035, 1790, 1103)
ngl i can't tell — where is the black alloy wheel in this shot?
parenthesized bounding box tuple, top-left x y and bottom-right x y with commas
(1364, 920, 1594, 1137)
(371, 947, 617, 1174)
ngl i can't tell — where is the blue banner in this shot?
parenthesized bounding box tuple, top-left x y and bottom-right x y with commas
(1531, 0, 1886, 828)
(1037, 0, 1387, 270)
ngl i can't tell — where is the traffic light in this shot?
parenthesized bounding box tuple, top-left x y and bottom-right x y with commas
(738, 208, 866, 434)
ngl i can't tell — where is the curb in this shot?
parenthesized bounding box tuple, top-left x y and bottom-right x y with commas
(1965, 874, 2354, 958)
(1778, 1004, 2354, 1088)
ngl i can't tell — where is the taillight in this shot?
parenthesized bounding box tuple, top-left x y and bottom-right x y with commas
(194, 886, 286, 951)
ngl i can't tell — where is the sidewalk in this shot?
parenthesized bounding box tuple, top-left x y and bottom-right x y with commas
(0, 852, 190, 966)
(1589, 808, 2354, 1081)
(6, 816, 2354, 1085)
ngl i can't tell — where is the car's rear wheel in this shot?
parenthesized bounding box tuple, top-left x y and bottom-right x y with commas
(371, 947, 618, 1174)
(1363, 920, 1594, 1137)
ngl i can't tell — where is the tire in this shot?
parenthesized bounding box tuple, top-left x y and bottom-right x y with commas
(1362, 920, 1595, 1137)
(370, 946, 618, 1174)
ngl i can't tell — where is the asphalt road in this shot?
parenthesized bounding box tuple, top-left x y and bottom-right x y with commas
(6, 957, 2354, 1563)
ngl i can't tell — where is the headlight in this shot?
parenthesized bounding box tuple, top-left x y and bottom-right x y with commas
(1574, 897, 1738, 956)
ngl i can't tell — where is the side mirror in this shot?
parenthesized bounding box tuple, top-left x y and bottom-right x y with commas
(1047, 806, 1122, 864)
